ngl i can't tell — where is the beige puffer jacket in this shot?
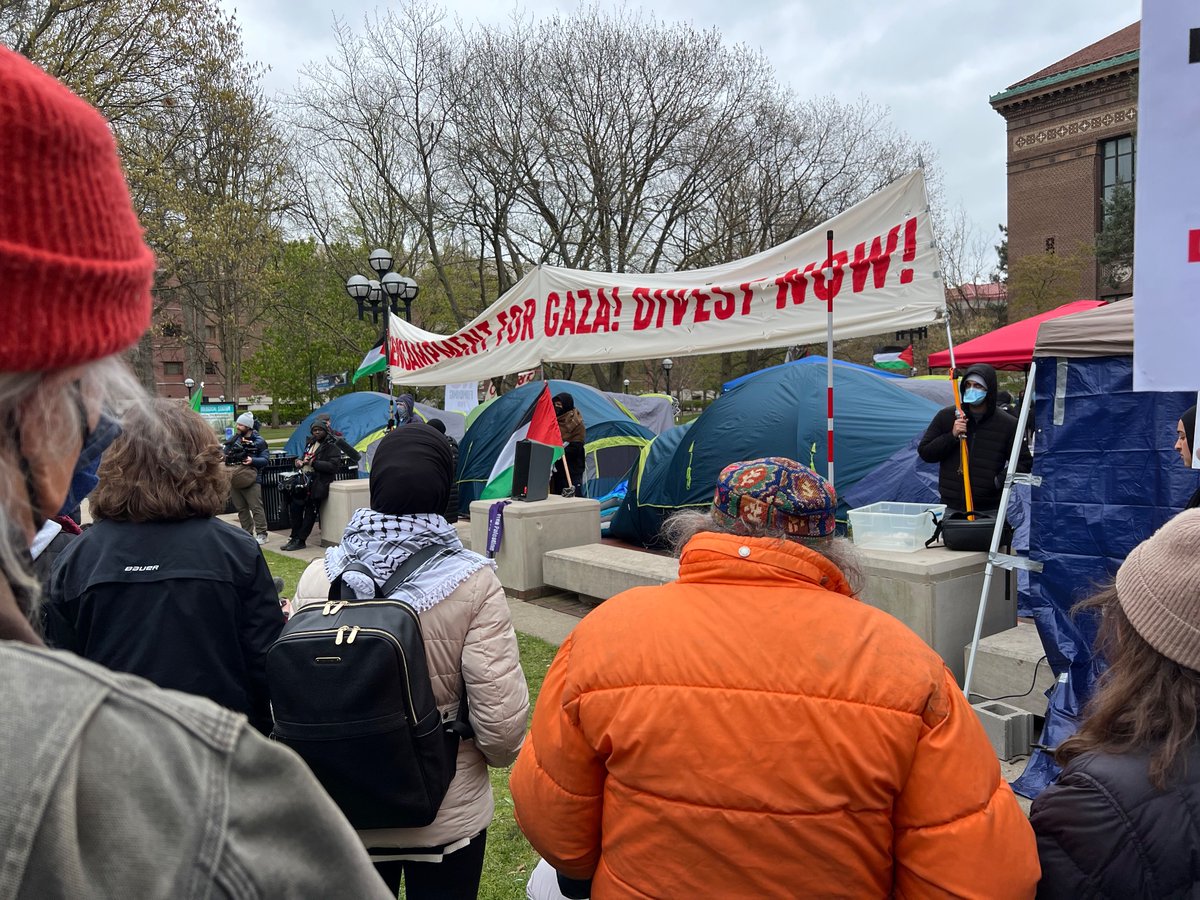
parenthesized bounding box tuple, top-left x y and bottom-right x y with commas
(294, 561, 529, 851)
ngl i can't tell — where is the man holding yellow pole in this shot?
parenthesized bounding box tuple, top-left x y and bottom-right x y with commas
(918, 364, 1029, 516)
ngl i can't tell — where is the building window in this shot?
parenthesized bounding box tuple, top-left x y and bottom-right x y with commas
(163, 361, 183, 376)
(204, 360, 218, 375)
(160, 322, 182, 338)
(1045, 236, 1056, 254)
(205, 325, 217, 341)
(1100, 135, 1135, 202)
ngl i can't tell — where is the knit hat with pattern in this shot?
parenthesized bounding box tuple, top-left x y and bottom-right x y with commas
(712, 457, 837, 539)
(1116, 510, 1200, 671)
(0, 47, 155, 371)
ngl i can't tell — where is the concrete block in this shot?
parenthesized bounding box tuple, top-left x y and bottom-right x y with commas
(320, 480, 371, 547)
(966, 621, 1055, 716)
(972, 700, 1034, 761)
(469, 496, 601, 596)
(857, 545, 1016, 684)
(543, 545, 678, 603)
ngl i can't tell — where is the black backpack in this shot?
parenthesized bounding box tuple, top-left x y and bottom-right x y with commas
(266, 545, 474, 830)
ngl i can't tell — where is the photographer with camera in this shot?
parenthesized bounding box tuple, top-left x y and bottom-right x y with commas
(224, 412, 270, 545)
(281, 420, 343, 551)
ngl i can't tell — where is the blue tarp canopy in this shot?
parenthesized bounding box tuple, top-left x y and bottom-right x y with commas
(456, 380, 644, 514)
(608, 362, 940, 547)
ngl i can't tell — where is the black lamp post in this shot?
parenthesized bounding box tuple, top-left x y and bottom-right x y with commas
(345, 248, 419, 323)
(623, 378, 630, 392)
(662, 358, 674, 397)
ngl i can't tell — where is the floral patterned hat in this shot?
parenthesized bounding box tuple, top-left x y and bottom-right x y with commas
(711, 457, 837, 538)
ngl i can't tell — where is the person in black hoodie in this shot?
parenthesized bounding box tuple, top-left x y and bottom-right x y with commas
(1031, 510, 1200, 897)
(426, 418, 460, 523)
(917, 363, 1030, 513)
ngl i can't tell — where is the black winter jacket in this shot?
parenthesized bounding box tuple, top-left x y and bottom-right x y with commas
(42, 517, 284, 735)
(917, 363, 1030, 511)
(445, 434, 460, 523)
(1031, 745, 1200, 898)
(299, 437, 345, 501)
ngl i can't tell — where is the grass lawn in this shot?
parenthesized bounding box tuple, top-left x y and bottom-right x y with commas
(261, 549, 561, 898)
(258, 426, 293, 446)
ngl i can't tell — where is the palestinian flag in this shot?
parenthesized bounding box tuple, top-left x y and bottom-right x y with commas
(481, 385, 564, 500)
(353, 343, 386, 383)
(872, 345, 914, 373)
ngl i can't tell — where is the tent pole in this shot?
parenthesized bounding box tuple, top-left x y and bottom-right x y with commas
(825, 229, 835, 490)
(943, 312, 975, 519)
(963, 361, 1038, 698)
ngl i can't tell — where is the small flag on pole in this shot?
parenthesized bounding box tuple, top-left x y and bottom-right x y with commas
(353, 344, 386, 383)
(480, 385, 564, 500)
(189, 388, 202, 412)
(872, 345, 914, 373)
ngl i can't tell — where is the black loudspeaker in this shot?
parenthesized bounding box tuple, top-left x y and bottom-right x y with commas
(512, 439, 554, 502)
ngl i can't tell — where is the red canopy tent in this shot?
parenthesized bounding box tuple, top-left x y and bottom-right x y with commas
(927, 300, 1106, 370)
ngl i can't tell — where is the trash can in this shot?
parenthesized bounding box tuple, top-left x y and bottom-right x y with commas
(262, 456, 299, 532)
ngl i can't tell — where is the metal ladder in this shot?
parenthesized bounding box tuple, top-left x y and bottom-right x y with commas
(962, 361, 1043, 700)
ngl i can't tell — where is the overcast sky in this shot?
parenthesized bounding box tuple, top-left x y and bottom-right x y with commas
(222, 0, 1140, 262)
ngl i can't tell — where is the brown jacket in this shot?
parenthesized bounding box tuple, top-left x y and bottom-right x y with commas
(295, 564, 529, 850)
(557, 407, 585, 444)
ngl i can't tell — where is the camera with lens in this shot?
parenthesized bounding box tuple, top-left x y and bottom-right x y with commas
(224, 438, 250, 466)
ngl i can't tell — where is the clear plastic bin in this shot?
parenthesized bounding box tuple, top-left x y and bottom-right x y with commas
(847, 502, 946, 553)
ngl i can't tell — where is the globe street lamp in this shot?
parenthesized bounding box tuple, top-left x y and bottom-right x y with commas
(662, 358, 674, 397)
(623, 378, 630, 392)
(184, 377, 196, 404)
(345, 249, 419, 323)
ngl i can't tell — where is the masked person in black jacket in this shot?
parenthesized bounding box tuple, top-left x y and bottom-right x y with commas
(1031, 510, 1200, 898)
(43, 401, 285, 735)
(282, 420, 345, 551)
(917, 363, 1031, 514)
(427, 418, 460, 523)
(1175, 405, 1200, 509)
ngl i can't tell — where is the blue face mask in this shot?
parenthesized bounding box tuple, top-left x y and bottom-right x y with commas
(962, 386, 987, 405)
(58, 404, 121, 518)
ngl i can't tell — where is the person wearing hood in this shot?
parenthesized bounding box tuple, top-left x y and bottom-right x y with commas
(293, 424, 528, 898)
(1175, 405, 1200, 509)
(918, 363, 1031, 514)
(550, 392, 586, 496)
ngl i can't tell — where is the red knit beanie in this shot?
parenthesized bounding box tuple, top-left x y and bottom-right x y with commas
(0, 47, 155, 371)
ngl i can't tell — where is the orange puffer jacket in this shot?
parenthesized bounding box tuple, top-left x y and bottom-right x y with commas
(510, 532, 1038, 899)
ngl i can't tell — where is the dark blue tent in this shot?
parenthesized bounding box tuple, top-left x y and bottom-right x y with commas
(284, 393, 462, 458)
(722, 355, 904, 392)
(607, 362, 940, 546)
(456, 380, 643, 514)
(1011, 300, 1199, 798)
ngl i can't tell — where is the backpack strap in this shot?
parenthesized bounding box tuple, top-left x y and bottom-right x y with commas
(378, 543, 477, 742)
(328, 561, 381, 601)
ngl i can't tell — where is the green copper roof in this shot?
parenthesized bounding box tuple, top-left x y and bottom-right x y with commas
(990, 49, 1139, 105)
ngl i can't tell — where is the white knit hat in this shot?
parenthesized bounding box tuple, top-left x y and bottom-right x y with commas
(1116, 510, 1200, 671)
(236, 413, 254, 429)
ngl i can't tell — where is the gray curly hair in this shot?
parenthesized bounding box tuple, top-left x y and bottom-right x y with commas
(660, 508, 865, 596)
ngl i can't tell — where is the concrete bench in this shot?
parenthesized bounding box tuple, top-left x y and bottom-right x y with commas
(543, 544, 679, 605)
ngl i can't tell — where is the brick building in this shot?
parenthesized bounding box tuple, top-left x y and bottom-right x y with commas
(991, 22, 1139, 302)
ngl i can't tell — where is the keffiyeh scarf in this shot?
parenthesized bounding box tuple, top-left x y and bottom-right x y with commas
(324, 509, 495, 613)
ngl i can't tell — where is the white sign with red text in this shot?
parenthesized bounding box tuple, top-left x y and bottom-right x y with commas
(389, 170, 943, 385)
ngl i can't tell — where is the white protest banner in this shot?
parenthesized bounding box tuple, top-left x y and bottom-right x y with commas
(444, 382, 480, 415)
(1133, 4, 1200, 391)
(389, 170, 942, 385)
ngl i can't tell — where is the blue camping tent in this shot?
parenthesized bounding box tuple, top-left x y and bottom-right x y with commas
(607, 422, 694, 548)
(607, 361, 940, 547)
(1011, 300, 1199, 798)
(456, 380, 649, 514)
(284, 393, 464, 458)
(722, 355, 904, 392)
